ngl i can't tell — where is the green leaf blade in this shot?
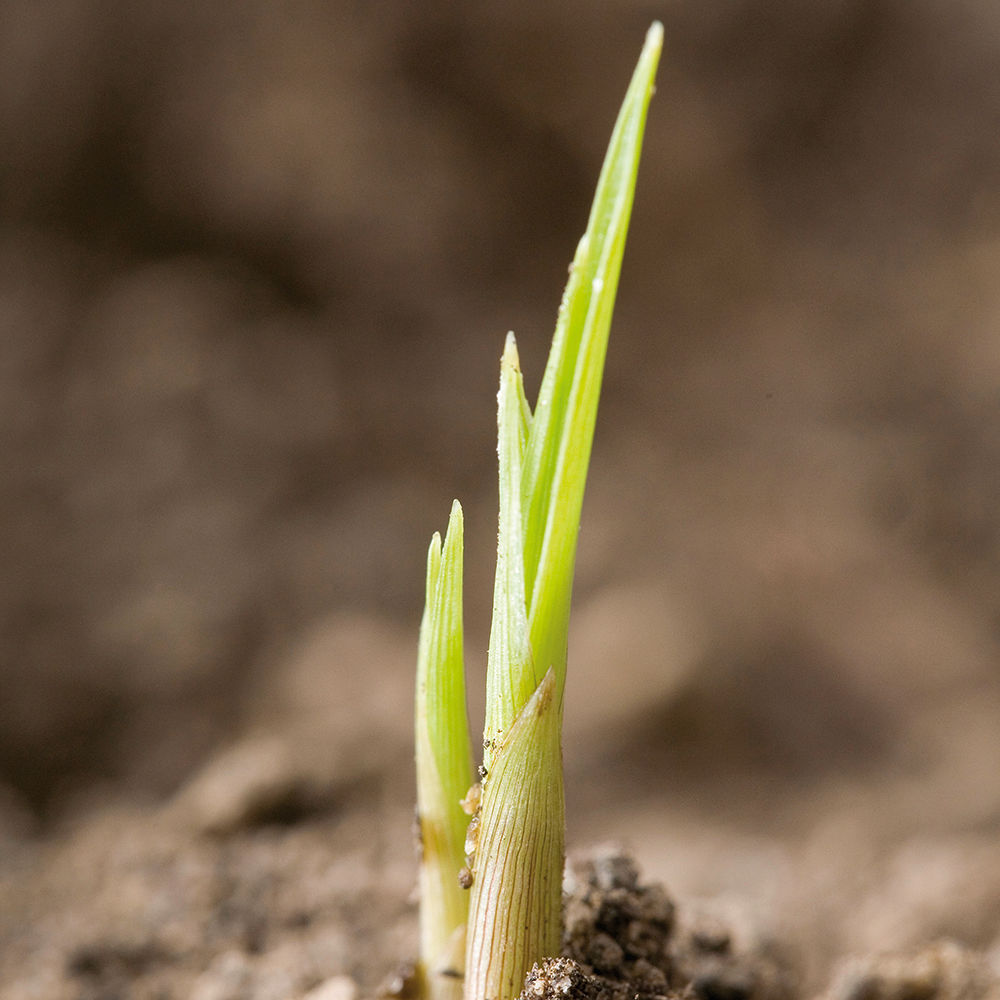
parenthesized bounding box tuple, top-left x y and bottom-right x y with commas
(416, 501, 474, 997)
(522, 21, 663, 696)
(483, 335, 538, 748)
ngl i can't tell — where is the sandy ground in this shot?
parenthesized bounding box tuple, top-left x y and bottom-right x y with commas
(1, 3, 999, 997)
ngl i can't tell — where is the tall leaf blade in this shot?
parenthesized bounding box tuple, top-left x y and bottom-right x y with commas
(521, 22, 664, 694)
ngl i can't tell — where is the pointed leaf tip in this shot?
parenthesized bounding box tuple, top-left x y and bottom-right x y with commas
(502, 332, 520, 371)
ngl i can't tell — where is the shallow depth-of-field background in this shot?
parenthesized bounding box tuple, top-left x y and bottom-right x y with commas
(2, 3, 999, 998)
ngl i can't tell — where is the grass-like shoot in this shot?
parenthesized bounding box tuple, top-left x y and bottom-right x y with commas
(415, 23, 662, 1000)
(416, 500, 473, 1000)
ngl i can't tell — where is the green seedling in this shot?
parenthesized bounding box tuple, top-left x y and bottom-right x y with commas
(415, 24, 662, 1000)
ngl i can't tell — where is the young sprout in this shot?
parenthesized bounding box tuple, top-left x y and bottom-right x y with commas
(416, 22, 662, 1000)
(416, 501, 473, 1000)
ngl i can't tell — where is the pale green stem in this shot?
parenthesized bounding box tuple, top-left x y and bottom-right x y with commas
(464, 668, 563, 1000)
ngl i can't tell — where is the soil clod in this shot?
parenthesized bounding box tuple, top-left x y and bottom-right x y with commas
(521, 847, 790, 1000)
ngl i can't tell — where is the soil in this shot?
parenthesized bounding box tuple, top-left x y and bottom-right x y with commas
(2, 2, 1000, 999)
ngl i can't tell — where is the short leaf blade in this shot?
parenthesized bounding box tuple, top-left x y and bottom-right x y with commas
(416, 501, 474, 1000)
(483, 334, 537, 748)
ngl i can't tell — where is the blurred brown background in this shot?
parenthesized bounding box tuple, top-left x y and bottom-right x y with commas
(2, 0, 1000, 991)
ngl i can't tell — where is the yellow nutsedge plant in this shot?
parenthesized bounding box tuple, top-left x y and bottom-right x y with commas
(415, 24, 662, 1000)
